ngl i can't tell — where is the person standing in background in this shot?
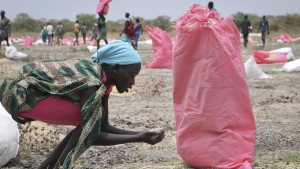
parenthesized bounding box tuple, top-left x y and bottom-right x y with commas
(97, 13, 108, 49)
(55, 22, 65, 46)
(90, 23, 98, 42)
(73, 20, 80, 45)
(240, 15, 251, 48)
(133, 18, 143, 50)
(81, 23, 88, 44)
(257, 15, 269, 47)
(41, 26, 48, 44)
(120, 12, 136, 50)
(208, 1, 217, 11)
(46, 22, 54, 46)
(0, 10, 11, 50)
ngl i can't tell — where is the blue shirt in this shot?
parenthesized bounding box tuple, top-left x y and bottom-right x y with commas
(260, 19, 268, 33)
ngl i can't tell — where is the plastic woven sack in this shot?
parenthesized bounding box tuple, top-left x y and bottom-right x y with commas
(253, 50, 287, 64)
(145, 26, 172, 69)
(5, 46, 28, 60)
(173, 4, 256, 169)
(0, 103, 19, 167)
(24, 36, 33, 48)
(270, 47, 295, 61)
(96, 0, 112, 15)
(244, 56, 272, 80)
(281, 58, 300, 72)
(277, 34, 294, 43)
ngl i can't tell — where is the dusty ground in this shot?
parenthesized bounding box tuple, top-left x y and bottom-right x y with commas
(0, 37, 300, 169)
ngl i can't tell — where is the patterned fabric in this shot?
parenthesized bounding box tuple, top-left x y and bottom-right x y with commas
(124, 18, 135, 39)
(97, 27, 107, 40)
(97, 16, 107, 40)
(0, 59, 107, 169)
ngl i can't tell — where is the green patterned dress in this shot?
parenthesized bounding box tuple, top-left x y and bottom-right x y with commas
(0, 59, 107, 169)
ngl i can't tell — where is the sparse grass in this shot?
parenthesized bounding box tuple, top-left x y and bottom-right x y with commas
(253, 45, 266, 50)
(68, 46, 88, 53)
(281, 154, 300, 164)
(0, 53, 5, 59)
(74, 158, 88, 165)
(68, 46, 78, 53)
(129, 150, 149, 159)
(254, 154, 300, 169)
(20, 56, 33, 62)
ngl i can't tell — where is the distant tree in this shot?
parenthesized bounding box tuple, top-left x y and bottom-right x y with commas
(152, 16, 172, 32)
(7, 12, 300, 37)
(233, 12, 260, 33)
(76, 13, 98, 31)
(106, 21, 123, 35)
(271, 14, 300, 33)
(13, 13, 40, 32)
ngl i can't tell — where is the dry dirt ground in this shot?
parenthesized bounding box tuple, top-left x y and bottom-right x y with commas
(0, 38, 299, 169)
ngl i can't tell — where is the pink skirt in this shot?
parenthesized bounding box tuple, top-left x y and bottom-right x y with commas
(19, 96, 81, 126)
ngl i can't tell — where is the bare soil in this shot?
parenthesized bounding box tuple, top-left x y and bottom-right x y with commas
(0, 38, 299, 169)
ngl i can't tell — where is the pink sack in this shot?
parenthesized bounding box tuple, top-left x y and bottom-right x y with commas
(24, 36, 33, 48)
(173, 4, 256, 169)
(96, 0, 112, 15)
(146, 26, 172, 69)
(253, 50, 287, 64)
(278, 34, 294, 43)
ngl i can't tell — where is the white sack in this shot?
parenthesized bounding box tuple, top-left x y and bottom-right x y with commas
(244, 56, 273, 80)
(87, 45, 97, 53)
(270, 47, 295, 61)
(0, 103, 20, 167)
(5, 46, 28, 60)
(32, 39, 44, 45)
(281, 58, 300, 72)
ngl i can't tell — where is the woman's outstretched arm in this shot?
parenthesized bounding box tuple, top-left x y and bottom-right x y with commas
(101, 94, 141, 135)
(93, 130, 164, 146)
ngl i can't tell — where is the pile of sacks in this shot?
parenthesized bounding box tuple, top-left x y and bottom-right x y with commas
(244, 47, 300, 80)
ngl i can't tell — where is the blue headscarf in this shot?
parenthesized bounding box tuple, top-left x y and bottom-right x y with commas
(91, 40, 141, 65)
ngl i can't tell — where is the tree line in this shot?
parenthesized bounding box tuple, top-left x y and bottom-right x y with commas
(10, 12, 300, 36)
(233, 12, 300, 35)
(10, 13, 173, 36)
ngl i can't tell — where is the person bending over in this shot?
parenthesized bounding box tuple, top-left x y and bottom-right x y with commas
(0, 40, 164, 169)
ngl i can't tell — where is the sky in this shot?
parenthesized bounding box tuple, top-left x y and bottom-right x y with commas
(2, 0, 300, 22)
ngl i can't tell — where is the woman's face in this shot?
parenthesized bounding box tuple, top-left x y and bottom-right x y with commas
(113, 63, 141, 93)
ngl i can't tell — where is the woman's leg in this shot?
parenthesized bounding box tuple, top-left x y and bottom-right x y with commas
(53, 126, 82, 168)
(97, 39, 100, 49)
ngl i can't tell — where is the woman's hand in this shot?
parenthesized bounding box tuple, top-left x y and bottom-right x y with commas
(139, 129, 165, 145)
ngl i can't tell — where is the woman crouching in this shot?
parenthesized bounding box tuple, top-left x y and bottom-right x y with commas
(0, 40, 164, 169)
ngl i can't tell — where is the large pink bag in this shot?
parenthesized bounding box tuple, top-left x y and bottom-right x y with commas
(96, 0, 112, 15)
(173, 4, 256, 169)
(146, 26, 172, 69)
